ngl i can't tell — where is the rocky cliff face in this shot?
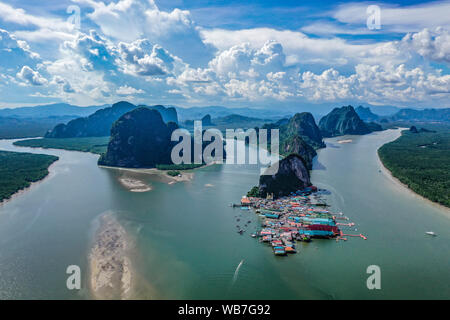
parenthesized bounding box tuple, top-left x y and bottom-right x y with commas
(284, 112, 325, 149)
(45, 102, 178, 138)
(98, 108, 178, 168)
(319, 106, 371, 137)
(281, 135, 316, 170)
(143, 105, 178, 124)
(258, 112, 323, 169)
(259, 154, 311, 198)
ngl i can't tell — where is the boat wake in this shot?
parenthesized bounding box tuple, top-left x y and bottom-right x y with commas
(232, 259, 244, 285)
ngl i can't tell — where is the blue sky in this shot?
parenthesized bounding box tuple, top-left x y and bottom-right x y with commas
(0, 0, 449, 109)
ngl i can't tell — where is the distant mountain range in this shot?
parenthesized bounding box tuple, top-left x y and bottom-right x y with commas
(45, 102, 178, 138)
(355, 106, 450, 123)
(174, 104, 401, 122)
(386, 108, 450, 122)
(174, 105, 292, 122)
(0, 103, 107, 118)
(1, 101, 448, 140)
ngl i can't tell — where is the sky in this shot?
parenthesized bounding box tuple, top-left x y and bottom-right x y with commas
(0, 0, 449, 109)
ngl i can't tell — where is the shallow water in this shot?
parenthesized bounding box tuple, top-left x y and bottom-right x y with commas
(0, 129, 448, 299)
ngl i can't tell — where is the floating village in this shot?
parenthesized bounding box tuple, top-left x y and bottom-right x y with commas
(232, 186, 367, 256)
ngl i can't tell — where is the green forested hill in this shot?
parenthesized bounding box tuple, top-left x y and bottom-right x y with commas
(378, 130, 450, 207)
(0, 151, 59, 202)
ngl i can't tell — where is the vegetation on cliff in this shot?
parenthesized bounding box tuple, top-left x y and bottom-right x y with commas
(319, 105, 371, 137)
(257, 112, 324, 169)
(98, 107, 178, 168)
(283, 113, 325, 149)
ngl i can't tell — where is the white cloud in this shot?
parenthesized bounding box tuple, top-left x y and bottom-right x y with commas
(0, 28, 40, 61)
(169, 40, 299, 101)
(52, 76, 75, 93)
(300, 63, 450, 104)
(116, 85, 144, 95)
(45, 49, 113, 105)
(402, 28, 450, 63)
(301, 21, 372, 36)
(0, 2, 77, 43)
(73, 0, 213, 65)
(117, 39, 185, 76)
(200, 27, 391, 67)
(332, 1, 450, 33)
(0, 1, 449, 108)
(16, 65, 48, 86)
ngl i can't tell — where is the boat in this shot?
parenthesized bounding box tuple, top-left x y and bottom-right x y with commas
(272, 246, 286, 256)
(284, 246, 297, 253)
(425, 231, 437, 236)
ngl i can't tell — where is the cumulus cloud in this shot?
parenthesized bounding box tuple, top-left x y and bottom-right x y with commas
(402, 28, 450, 63)
(200, 27, 398, 68)
(63, 30, 117, 71)
(73, 0, 214, 66)
(16, 65, 48, 86)
(52, 76, 75, 93)
(45, 48, 113, 105)
(1, 1, 449, 108)
(209, 41, 285, 78)
(300, 63, 450, 104)
(42, 30, 186, 104)
(116, 85, 144, 95)
(0, 29, 40, 68)
(117, 39, 185, 76)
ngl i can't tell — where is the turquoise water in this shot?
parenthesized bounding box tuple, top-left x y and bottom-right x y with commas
(0, 129, 448, 299)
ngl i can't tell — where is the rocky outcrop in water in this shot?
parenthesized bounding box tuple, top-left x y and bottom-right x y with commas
(257, 112, 323, 169)
(281, 135, 316, 170)
(284, 112, 325, 149)
(319, 106, 371, 137)
(258, 154, 311, 198)
(98, 107, 178, 168)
